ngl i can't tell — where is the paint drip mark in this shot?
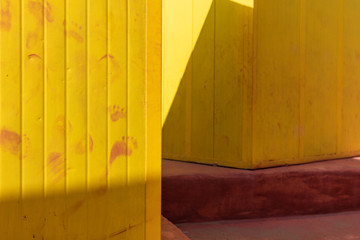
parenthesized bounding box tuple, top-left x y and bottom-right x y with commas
(0, 0, 11, 31)
(109, 224, 137, 238)
(27, 53, 43, 71)
(99, 54, 119, 67)
(26, 32, 38, 49)
(61, 199, 86, 222)
(28, 53, 42, 60)
(44, 1, 54, 22)
(0, 128, 20, 155)
(109, 105, 126, 122)
(28, 0, 54, 24)
(99, 54, 114, 61)
(54, 115, 65, 132)
(75, 140, 86, 155)
(94, 186, 107, 196)
(89, 135, 93, 152)
(109, 136, 138, 165)
(22, 134, 31, 158)
(66, 30, 83, 42)
(68, 121, 73, 132)
(65, 22, 83, 42)
(47, 152, 64, 181)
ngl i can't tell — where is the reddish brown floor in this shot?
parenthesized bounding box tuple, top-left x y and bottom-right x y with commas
(162, 216, 190, 240)
(177, 210, 360, 240)
(163, 158, 360, 223)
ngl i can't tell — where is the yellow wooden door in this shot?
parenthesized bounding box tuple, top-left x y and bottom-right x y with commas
(163, 0, 360, 169)
(0, 0, 161, 239)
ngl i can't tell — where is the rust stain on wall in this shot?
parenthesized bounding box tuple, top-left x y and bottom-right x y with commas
(109, 224, 138, 238)
(28, 53, 42, 60)
(109, 136, 138, 165)
(0, 0, 11, 31)
(89, 135, 93, 152)
(109, 105, 126, 122)
(75, 140, 86, 154)
(61, 199, 86, 221)
(66, 30, 84, 43)
(65, 22, 83, 43)
(44, 1, 54, 22)
(94, 186, 107, 196)
(28, 0, 54, 24)
(26, 32, 38, 49)
(99, 54, 114, 61)
(22, 134, 31, 158)
(47, 152, 64, 181)
(54, 115, 65, 132)
(68, 121, 73, 132)
(0, 128, 21, 155)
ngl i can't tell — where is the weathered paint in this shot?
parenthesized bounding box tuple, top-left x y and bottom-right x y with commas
(163, 0, 360, 169)
(0, 0, 161, 239)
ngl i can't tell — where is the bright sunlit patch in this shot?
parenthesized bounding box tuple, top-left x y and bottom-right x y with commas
(229, 0, 254, 8)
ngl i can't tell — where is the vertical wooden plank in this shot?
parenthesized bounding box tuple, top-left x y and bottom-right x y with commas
(253, 0, 300, 167)
(341, 0, 360, 154)
(43, 0, 66, 239)
(107, 0, 129, 238)
(127, 0, 146, 238)
(299, 0, 306, 161)
(303, 0, 337, 157)
(21, 0, 45, 237)
(87, 0, 108, 238)
(191, 0, 214, 163)
(0, 0, 22, 238)
(146, 0, 162, 238)
(214, 0, 252, 167)
(242, 1, 254, 167)
(336, 0, 343, 156)
(162, 0, 192, 160)
(65, 0, 87, 237)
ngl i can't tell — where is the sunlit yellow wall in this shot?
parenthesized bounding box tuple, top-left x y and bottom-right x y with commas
(162, 0, 253, 168)
(0, 0, 161, 239)
(163, 0, 360, 169)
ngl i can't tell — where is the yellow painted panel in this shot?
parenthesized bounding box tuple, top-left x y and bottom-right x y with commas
(303, 0, 338, 157)
(253, 0, 300, 167)
(0, 0, 161, 239)
(162, 0, 192, 158)
(87, 0, 108, 238)
(162, 0, 254, 168)
(44, 0, 66, 239)
(191, 0, 214, 162)
(127, 0, 147, 238)
(22, 0, 45, 238)
(0, 0, 22, 238)
(146, 0, 162, 238)
(341, 0, 360, 153)
(162, 0, 360, 169)
(107, 0, 129, 238)
(214, 0, 253, 168)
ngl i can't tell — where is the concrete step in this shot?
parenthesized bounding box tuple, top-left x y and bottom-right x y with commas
(177, 210, 360, 240)
(162, 158, 360, 223)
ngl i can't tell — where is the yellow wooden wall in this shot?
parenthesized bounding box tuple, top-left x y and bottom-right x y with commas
(0, 0, 161, 239)
(162, 0, 254, 168)
(163, 0, 360, 169)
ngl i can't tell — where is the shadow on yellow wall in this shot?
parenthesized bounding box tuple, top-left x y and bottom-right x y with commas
(163, 0, 360, 169)
(163, 0, 254, 167)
